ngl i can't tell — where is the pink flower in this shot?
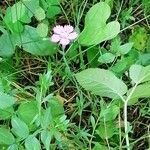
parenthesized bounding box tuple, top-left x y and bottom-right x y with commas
(51, 25, 78, 48)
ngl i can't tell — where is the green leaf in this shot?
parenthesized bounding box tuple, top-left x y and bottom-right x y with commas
(137, 53, 150, 66)
(17, 101, 38, 125)
(48, 98, 64, 118)
(41, 107, 52, 129)
(100, 104, 120, 121)
(98, 53, 115, 63)
(128, 83, 150, 105)
(11, 117, 29, 139)
(20, 25, 57, 56)
(129, 64, 150, 84)
(22, 0, 39, 18)
(0, 107, 14, 120)
(0, 33, 16, 57)
(93, 143, 108, 150)
(90, 115, 96, 128)
(110, 36, 121, 54)
(47, 0, 60, 5)
(129, 26, 148, 51)
(119, 42, 133, 55)
(47, 6, 61, 18)
(41, 98, 64, 128)
(7, 144, 18, 150)
(10, 2, 26, 23)
(41, 130, 51, 150)
(3, 2, 31, 32)
(87, 47, 100, 67)
(76, 68, 127, 99)
(34, 7, 46, 21)
(37, 66, 53, 95)
(25, 135, 41, 150)
(79, 2, 120, 46)
(111, 50, 139, 76)
(111, 58, 128, 76)
(0, 92, 16, 109)
(4, 15, 24, 33)
(96, 122, 117, 139)
(146, 36, 150, 52)
(37, 23, 48, 37)
(0, 128, 15, 145)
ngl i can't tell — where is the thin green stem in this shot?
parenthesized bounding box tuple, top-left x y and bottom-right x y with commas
(124, 83, 138, 150)
(124, 101, 130, 150)
(89, 114, 101, 150)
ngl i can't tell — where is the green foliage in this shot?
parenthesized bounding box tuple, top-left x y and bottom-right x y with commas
(75, 68, 127, 99)
(111, 49, 139, 76)
(0, 107, 14, 120)
(11, 117, 29, 139)
(79, 2, 120, 46)
(25, 135, 41, 150)
(98, 53, 115, 63)
(21, 26, 57, 56)
(0, 0, 150, 149)
(0, 128, 15, 145)
(129, 64, 150, 84)
(119, 43, 134, 55)
(120, 7, 135, 28)
(142, 0, 150, 13)
(96, 122, 117, 139)
(17, 101, 38, 126)
(0, 92, 16, 109)
(0, 0, 59, 57)
(129, 26, 148, 51)
(34, 7, 46, 21)
(0, 33, 16, 57)
(87, 47, 100, 67)
(128, 83, 150, 105)
(100, 102, 120, 121)
(41, 0, 61, 18)
(41, 130, 51, 150)
(93, 143, 108, 150)
(37, 23, 48, 37)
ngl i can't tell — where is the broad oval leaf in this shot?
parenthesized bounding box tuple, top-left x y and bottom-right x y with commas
(25, 135, 41, 150)
(100, 104, 120, 121)
(76, 68, 127, 99)
(11, 117, 29, 139)
(17, 101, 38, 126)
(7, 144, 18, 150)
(129, 64, 150, 84)
(79, 2, 120, 46)
(41, 130, 51, 150)
(85, 2, 110, 25)
(20, 25, 57, 56)
(47, 6, 61, 18)
(98, 53, 115, 63)
(128, 83, 150, 105)
(0, 128, 15, 145)
(37, 23, 48, 37)
(0, 92, 16, 109)
(119, 42, 133, 55)
(0, 33, 16, 57)
(34, 7, 45, 21)
(93, 143, 108, 150)
(0, 107, 14, 120)
(96, 122, 117, 139)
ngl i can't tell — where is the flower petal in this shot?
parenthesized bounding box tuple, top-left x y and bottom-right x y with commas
(53, 25, 64, 34)
(64, 25, 74, 33)
(68, 32, 78, 40)
(59, 38, 70, 46)
(51, 34, 60, 43)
